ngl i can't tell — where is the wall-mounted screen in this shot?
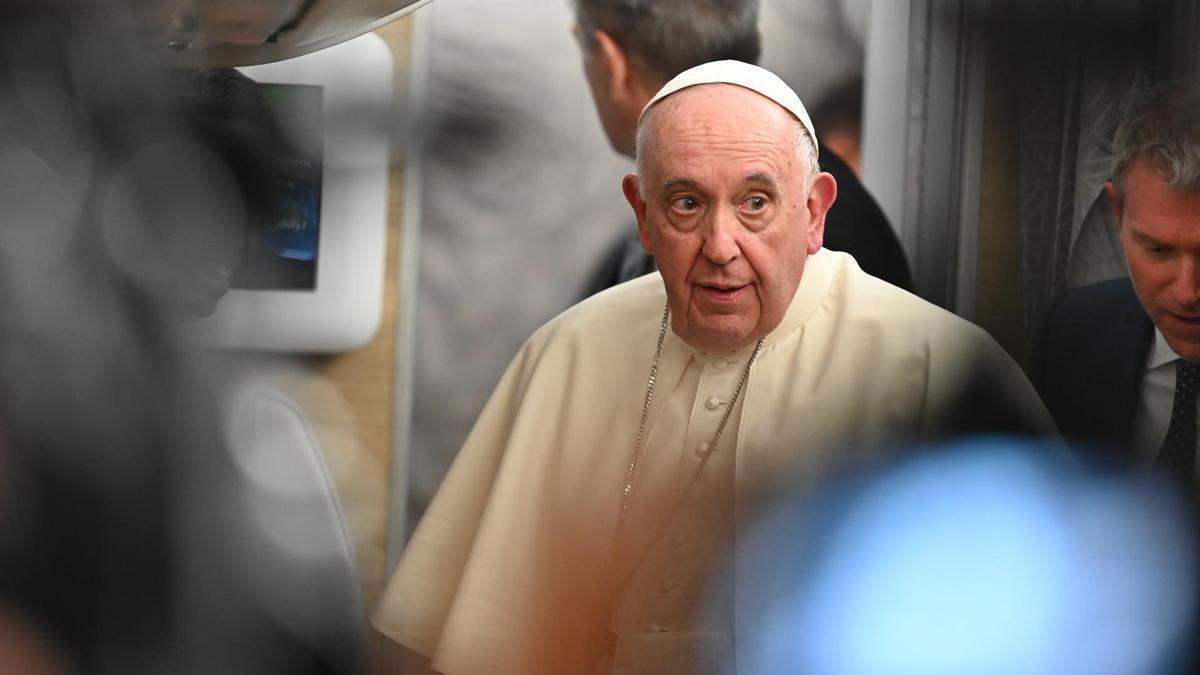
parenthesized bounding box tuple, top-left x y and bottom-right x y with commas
(196, 31, 392, 353)
(231, 83, 324, 291)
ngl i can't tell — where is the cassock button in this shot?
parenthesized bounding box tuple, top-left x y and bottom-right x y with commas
(695, 442, 713, 458)
(712, 357, 729, 370)
(704, 396, 721, 411)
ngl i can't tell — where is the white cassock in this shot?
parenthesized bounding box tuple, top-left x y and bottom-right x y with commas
(374, 249, 1053, 674)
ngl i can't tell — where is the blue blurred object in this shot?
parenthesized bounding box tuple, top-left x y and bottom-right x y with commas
(730, 439, 1199, 675)
(259, 83, 322, 264)
(268, 174, 321, 262)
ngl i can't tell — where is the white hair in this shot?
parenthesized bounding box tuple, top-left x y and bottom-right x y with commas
(1111, 79, 1200, 201)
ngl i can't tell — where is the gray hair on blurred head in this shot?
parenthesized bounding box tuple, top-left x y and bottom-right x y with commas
(571, 0, 761, 86)
(1111, 78, 1200, 201)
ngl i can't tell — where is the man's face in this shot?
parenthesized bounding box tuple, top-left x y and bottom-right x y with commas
(102, 139, 246, 318)
(1108, 158, 1200, 360)
(622, 85, 834, 353)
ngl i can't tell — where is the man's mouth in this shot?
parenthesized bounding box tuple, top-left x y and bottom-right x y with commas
(1168, 311, 1200, 326)
(697, 283, 749, 302)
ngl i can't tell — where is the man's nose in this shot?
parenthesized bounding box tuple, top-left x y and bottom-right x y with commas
(700, 207, 741, 265)
(1174, 258, 1200, 307)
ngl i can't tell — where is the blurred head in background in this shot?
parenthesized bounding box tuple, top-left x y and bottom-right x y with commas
(571, 0, 761, 156)
(811, 77, 863, 176)
(1105, 79, 1200, 361)
(104, 66, 294, 317)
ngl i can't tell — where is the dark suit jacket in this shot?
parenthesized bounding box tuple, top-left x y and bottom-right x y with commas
(581, 146, 913, 298)
(816, 145, 912, 291)
(1031, 277, 1155, 460)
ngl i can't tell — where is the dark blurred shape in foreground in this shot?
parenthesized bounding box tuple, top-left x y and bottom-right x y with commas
(127, 0, 433, 67)
(0, 2, 363, 672)
(729, 439, 1200, 675)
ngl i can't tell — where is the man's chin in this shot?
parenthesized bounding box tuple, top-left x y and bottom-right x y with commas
(1161, 329, 1200, 363)
(681, 320, 759, 353)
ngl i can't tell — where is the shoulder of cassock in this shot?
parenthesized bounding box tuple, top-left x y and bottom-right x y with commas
(722, 250, 1054, 464)
(371, 270, 674, 673)
(372, 249, 1052, 674)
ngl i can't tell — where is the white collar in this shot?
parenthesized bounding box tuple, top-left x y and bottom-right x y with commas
(1147, 327, 1182, 370)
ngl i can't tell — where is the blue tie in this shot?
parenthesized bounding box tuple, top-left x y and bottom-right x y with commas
(1158, 359, 1200, 481)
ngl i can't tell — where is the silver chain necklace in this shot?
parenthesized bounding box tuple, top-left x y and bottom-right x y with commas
(621, 301, 765, 514)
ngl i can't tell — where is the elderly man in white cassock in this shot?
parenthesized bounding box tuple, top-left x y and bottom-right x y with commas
(375, 61, 1052, 674)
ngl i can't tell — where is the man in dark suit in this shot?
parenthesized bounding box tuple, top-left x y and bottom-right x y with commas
(572, 0, 913, 297)
(1034, 79, 1200, 478)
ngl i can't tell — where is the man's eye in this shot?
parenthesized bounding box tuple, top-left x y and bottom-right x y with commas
(671, 196, 701, 211)
(743, 196, 768, 211)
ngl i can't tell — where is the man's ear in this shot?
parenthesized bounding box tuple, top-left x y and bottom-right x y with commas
(592, 31, 629, 97)
(593, 31, 653, 119)
(805, 172, 837, 254)
(622, 174, 653, 253)
(1103, 180, 1123, 227)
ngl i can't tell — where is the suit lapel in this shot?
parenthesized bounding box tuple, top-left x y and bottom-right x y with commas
(1107, 282, 1155, 449)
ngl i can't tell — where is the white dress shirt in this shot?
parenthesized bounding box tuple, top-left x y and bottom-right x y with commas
(1132, 329, 1200, 469)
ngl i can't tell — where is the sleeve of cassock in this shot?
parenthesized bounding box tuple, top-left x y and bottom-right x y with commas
(370, 321, 620, 675)
(371, 338, 538, 665)
(920, 324, 1058, 439)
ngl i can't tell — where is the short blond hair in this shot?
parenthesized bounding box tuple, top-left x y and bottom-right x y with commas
(1111, 79, 1200, 201)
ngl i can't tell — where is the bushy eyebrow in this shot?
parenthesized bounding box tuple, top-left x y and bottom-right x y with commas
(744, 172, 778, 188)
(659, 177, 697, 193)
(659, 174, 779, 194)
(1128, 225, 1171, 248)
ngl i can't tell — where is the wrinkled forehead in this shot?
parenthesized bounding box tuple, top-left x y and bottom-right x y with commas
(640, 84, 802, 159)
(639, 86, 806, 190)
